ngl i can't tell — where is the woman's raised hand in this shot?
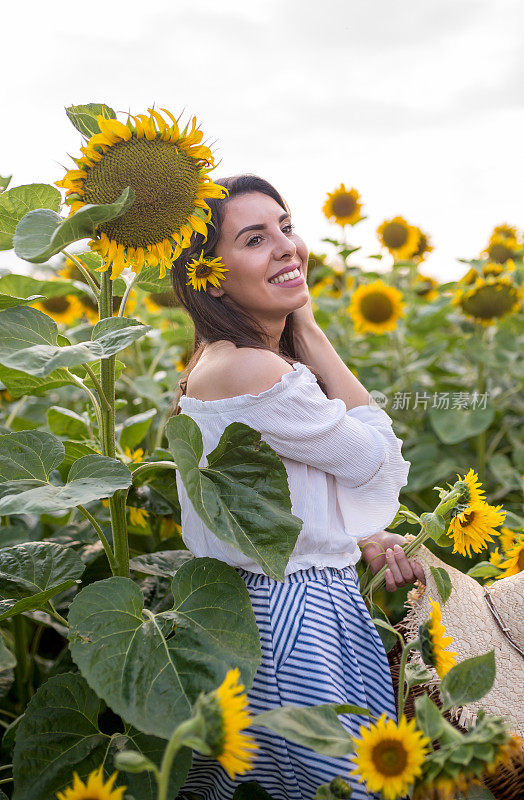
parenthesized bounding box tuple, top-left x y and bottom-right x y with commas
(359, 530, 426, 592)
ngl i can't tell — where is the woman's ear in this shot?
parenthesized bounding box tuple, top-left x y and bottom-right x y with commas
(208, 286, 225, 298)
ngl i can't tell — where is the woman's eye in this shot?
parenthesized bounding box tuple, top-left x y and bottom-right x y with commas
(246, 224, 294, 247)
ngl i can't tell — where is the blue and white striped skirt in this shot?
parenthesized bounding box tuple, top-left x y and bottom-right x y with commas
(178, 564, 397, 800)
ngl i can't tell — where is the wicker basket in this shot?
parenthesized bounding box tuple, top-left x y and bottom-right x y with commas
(387, 623, 524, 800)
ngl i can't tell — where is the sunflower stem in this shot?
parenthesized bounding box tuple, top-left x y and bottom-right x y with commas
(99, 270, 130, 578)
(118, 272, 139, 317)
(82, 364, 112, 411)
(63, 370, 103, 436)
(61, 250, 100, 296)
(397, 639, 420, 719)
(476, 350, 487, 485)
(157, 716, 204, 800)
(76, 504, 118, 574)
(11, 615, 30, 711)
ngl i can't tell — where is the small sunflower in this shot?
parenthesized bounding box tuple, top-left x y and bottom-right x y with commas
(159, 517, 183, 540)
(143, 291, 175, 313)
(411, 227, 434, 263)
(446, 501, 506, 557)
(488, 547, 503, 567)
(349, 280, 405, 334)
(322, 184, 363, 226)
(56, 766, 125, 800)
(193, 667, 258, 779)
(32, 294, 86, 325)
(376, 216, 420, 260)
(58, 257, 90, 284)
(491, 223, 520, 241)
(350, 713, 430, 800)
(124, 446, 145, 463)
(413, 273, 439, 301)
(483, 234, 520, 264)
(495, 534, 524, 578)
(80, 289, 137, 323)
(498, 526, 518, 554)
(128, 506, 149, 528)
(452, 274, 522, 327)
(56, 107, 228, 280)
(419, 598, 457, 679)
(186, 251, 229, 291)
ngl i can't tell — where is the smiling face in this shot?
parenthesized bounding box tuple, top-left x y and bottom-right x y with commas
(208, 192, 310, 325)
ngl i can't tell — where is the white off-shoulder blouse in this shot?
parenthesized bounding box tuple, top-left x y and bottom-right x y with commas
(175, 361, 410, 575)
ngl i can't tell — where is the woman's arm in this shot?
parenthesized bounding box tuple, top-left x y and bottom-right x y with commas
(292, 295, 370, 410)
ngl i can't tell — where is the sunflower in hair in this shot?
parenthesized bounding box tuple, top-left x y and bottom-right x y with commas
(186, 251, 229, 291)
(56, 107, 228, 280)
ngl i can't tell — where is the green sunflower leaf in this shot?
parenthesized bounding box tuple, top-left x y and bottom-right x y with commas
(129, 550, 194, 578)
(233, 783, 275, 799)
(68, 558, 261, 740)
(65, 103, 117, 137)
(429, 565, 452, 604)
(165, 415, 303, 581)
(0, 541, 85, 621)
(0, 430, 132, 515)
(0, 633, 16, 671)
(414, 693, 445, 740)
(429, 405, 495, 445)
(117, 408, 157, 451)
(13, 186, 135, 264)
(47, 406, 90, 440)
(0, 306, 149, 377)
(440, 650, 496, 711)
(0, 174, 12, 192)
(0, 362, 75, 399)
(12, 672, 189, 800)
(0, 184, 61, 251)
(254, 703, 370, 757)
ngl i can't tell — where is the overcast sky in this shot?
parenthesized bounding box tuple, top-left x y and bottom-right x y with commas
(2, 0, 523, 282)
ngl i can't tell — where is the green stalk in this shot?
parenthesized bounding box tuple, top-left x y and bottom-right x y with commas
(76, 504, 118, 573)
(157, 716, 203, 800)
(99, 270, 129, 577)
(61, 250, 100, 297)
(476, 357, 486, 485)
(11, 616, 29, 710)
(397, 640, 419, 719)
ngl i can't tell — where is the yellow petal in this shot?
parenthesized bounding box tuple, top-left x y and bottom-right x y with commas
(160, 107, 180, 138)
(188, 215, 208, 236)
(148, 108, 168, 133)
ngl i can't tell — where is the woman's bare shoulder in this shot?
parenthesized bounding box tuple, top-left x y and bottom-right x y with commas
(185, 344, 294, 401)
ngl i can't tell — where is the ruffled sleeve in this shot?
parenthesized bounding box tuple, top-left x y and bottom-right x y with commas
(179, 362, 410, 538)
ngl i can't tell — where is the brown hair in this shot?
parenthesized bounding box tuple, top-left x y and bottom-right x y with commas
(169, 174, 326, 416)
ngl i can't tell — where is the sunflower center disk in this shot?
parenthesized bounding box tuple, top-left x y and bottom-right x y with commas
(372, 740, 408, 776)
(331, 194, 357, 217)
(462, 284, 516, 320)
(195, 264, 213, 279)
(44, 297, 71, 313)
(360, 292, 394, 323)
(82, 137, 200, 248)
(383, 223, 408, 249)
(488, 243, 512, 263)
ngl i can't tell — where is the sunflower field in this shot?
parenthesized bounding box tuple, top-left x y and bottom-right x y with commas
(0, 103, 521, 800)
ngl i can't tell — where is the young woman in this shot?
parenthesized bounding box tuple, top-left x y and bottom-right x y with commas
(170, 174, 425, 800)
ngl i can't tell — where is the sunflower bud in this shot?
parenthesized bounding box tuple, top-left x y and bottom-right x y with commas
(329, 775, 352, 797)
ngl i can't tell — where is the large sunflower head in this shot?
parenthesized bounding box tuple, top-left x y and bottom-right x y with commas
(56, 108, 228, 280)
(419, 598, 457, 679)
(322, 184, 363, 227)
(498, 526, 519, 554)
(411, 228, 434, 263)
(56, 766, 125, 800)
(349, 280, 405, 334)
(350, 713, 430, 800)
(452, 274, 522, 326)
(483, 233, 520, 264)
(193, 667, 258, 779)
(376, 216, 421, 261)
